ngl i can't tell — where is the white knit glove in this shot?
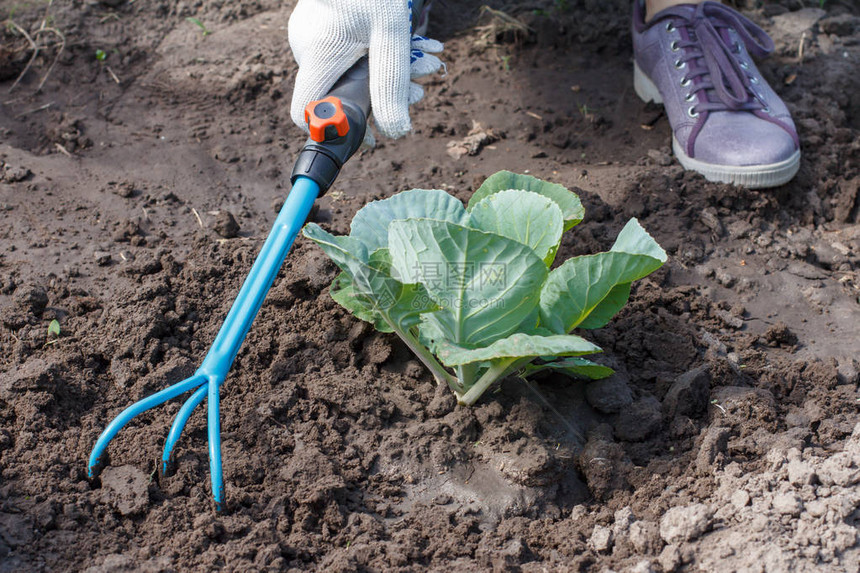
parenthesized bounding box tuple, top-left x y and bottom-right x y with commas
(288, 0, 444, 139)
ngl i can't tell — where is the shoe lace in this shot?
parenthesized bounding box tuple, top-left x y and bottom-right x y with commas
(664, 1, 774, 114)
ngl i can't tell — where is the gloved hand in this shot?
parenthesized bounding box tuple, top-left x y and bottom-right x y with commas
(288, 0, 444, 139)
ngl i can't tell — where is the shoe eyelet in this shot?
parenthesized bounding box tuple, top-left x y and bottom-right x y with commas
(685, 93, 695, 102)
(687, 106, 699, 118)
(674, 59, 686, 70)
(671, 40, 680, 52)
(750, 76, 759, 84)
(762, 107, 771, 114)
(666, 22, 676, 33)
(740, 61, 750, 70)
(734, 42, 742, 53)
(680, 77, 691, 87)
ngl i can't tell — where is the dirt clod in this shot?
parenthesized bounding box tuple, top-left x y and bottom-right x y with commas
(659, 504, 713, 544)
(100, 466, 150, 516)
(613, 396, 662, 442)
(590, 524, 613, 553)
(663, 366, 710, 418)
(585, 375, 634, 414)
(212, 210, 240, 238)
(14, 285, 48, 316)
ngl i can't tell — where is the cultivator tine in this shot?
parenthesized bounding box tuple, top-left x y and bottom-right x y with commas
(161, 384, 208, 477)
(207, 381, 225, 512)
(88, 373, 207, 478)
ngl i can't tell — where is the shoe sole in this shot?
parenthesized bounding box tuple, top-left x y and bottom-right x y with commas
(633, 61, 800, 189)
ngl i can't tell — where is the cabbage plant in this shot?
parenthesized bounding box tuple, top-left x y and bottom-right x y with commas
(303, 171, 666, 406)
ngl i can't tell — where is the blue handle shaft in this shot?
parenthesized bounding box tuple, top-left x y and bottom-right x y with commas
(199, 177, 321, 379)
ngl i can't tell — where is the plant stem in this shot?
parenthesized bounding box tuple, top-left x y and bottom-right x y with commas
(458, 357, 538, 406)
(458, 358, 509, 406)
(392, 323, 464, 395)
(457, 363, 477, 390)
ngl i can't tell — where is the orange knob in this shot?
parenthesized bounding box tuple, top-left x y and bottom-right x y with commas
(304, 96, 350, 143)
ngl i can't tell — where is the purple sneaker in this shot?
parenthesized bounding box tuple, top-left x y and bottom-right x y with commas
(632, 1, 800, 188)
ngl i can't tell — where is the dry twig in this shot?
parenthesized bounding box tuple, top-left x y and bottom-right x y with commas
(473, 5, 532, 49)
(5, 0, 66, 93)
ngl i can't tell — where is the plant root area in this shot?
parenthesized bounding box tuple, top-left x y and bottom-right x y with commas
(0, 1, 858, 571)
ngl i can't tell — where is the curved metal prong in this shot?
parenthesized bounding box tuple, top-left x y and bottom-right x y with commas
(88, 374, 207, 478)
(207, 380, 226, 512)
(161, 383, 208, 476)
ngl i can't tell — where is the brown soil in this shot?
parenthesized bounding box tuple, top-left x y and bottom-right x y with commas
(1, 1, 858, 572)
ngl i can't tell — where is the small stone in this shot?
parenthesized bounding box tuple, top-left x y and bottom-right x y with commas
(660, 504, 713, 544)
(109, 359, 134, 389)
(659, 544, 682, 572)
(715, 309, 743, 329)
(94, 251, 112, 266)
(212, 211, 240, 239)
(589, 525, 613, 553)
(585, 375, 634, 414)
(580, 428, 628, 501)
(772, 493, 802, 516)
(730, 489, 750, 510)
(109, 181, 136, 198)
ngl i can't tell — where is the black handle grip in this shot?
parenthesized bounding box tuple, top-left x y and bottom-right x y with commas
(290, 1, 424, 193)
(329, 57, 371, 118)
(290, 58, 370, 194)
